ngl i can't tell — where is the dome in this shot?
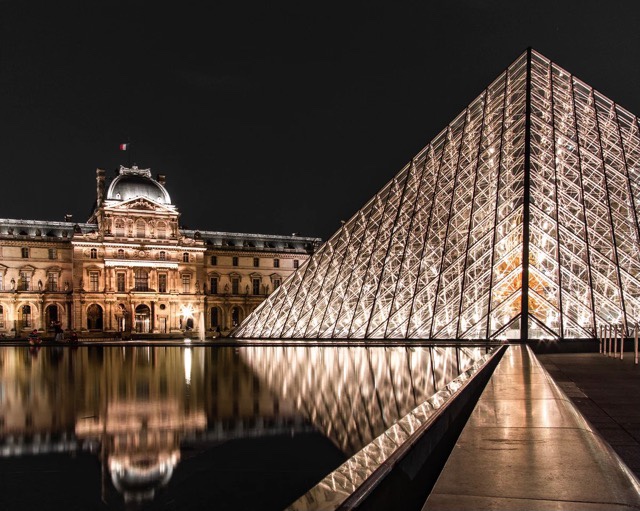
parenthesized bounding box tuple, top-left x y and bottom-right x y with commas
(106, 166, 171, 204)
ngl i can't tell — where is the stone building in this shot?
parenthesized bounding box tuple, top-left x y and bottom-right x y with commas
(0, 165, 320, 338)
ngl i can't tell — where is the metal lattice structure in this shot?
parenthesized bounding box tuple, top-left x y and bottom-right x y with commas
(234, 49, 640, 340)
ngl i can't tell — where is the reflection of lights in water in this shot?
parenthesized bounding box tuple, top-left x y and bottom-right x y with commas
(184, 348, 192, 385)
(109, 450, 180, 504)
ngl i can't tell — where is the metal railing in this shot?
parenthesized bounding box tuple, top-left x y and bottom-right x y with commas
(598, 323, 639, 364)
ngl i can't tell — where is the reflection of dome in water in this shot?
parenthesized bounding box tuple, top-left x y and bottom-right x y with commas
(106, 166, 171, 204)
(109, 450, 180, 503)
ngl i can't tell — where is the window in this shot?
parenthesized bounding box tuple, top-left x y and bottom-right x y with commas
(273, 278, 281, 291)
(90, 248, 97, 259)
(182, 274, 191, 293)
(253, 257, 259, 268)
(210, 307, 220, 327)
(232, 256, 239, 266)
(115, 219, 125, 236)
(156, 221, 166, 239)
(158, 273, 167, 293)
(48, 248, 57, 260)
(89, 271, 99, 292)
(294, 259, 299, 269)
(210, 255, 217, 265)
(210, 277, 218, 294)
(273, 258, 279, 268)
(0, 275, 2, 291)
(19, 272, 30, 291)
(0, 305, 3, 328)
(183, 252, 189, 263)
(136, 219, 146, 238)
(47, 273, 58, 292)
(21, 247, 29, 258)
(117, 272, 126, 292)
(135, 269, 149, 292)
(159, 251, 166, 261)
(117, 249, 125, 259)
(21, 305, 31, 328)
(252, 278, 260, 295)
(231, 277, 239, 294)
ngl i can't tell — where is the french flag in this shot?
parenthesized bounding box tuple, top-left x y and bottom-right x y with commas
(119, 143, 129, 151)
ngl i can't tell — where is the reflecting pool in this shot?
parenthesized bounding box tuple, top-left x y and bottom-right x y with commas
(0, 344, 489, 510)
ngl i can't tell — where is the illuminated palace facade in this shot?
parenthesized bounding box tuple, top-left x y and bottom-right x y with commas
(234, 49, 640, 341)
(0, 166, 320, 337)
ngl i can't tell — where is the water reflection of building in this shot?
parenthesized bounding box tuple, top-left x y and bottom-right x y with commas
(0, 166, 321, 338)
(0, 346, 306, 507)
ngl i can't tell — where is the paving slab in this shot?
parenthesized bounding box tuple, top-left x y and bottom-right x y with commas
(423, 345, 640, 511)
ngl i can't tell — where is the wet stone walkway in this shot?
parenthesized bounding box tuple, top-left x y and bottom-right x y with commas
(537, 350, 640, 478)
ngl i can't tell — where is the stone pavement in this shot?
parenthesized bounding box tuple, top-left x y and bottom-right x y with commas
(423, 345, 640, 511)
(537, 350, 640, 478)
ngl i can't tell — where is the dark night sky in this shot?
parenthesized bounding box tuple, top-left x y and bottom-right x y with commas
(1, 1, 640, 241)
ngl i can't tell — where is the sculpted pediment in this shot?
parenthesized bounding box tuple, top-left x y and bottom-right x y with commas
(105, 197, 177, 214)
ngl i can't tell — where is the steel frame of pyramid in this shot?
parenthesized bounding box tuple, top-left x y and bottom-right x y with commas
(234, 49, 640, 341)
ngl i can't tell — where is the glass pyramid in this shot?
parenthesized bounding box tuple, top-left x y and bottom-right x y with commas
(234, 49, 640, 341)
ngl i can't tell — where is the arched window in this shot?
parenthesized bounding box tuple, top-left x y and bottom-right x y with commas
(87, 304, 103, 330)
(183, 252, 189, 263)
(159, 251, 166, 261)
(21, 304, 32, 328)
(114, 219, 125, 237)
(135, 219, 146, 238)
(210, 307, 221, 328)
(156, 221, 166, 239)
(134, 269, 149, 292)
(90, 248, 97, 259)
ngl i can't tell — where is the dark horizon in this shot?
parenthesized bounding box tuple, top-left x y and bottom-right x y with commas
(2, 1, 640, 241)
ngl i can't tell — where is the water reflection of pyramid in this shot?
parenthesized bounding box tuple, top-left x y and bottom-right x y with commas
(234, 48, 640, 341)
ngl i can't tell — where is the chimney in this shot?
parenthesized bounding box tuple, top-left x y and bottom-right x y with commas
(96, 168, 106, 206)
(64, 214, 73, 222)
(157, 174, 166, 185)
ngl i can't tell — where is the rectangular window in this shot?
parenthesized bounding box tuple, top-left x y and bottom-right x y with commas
(231, 278, 239, 294)
(47, 273, 58, 292)
(182, 274, 191, 293)
(48, 248, 57, 260)
(0, 275, 3, 291)
(90, 271, 99, 292)
(252, 278, 260, 295)
(253, 257, 259, 267)
(21, 247, 29, 258)
(210, 255, 217, 265)
(273, 258, 279, 268)
(135, 270, 149, 292)
(210, 277, 218, 294)
(273, 279, 281, 291)
(0, 306, 4, 328)
(183, 253, 190, 263)
(19, 272, 30, 291)
(232, 256, 239, 266)
(117, 273, 126, 292)
(158, 273, 167, 293)
(293, 259, 299, 269)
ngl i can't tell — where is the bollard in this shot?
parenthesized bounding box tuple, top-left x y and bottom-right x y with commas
(633, 323, 638, 365)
